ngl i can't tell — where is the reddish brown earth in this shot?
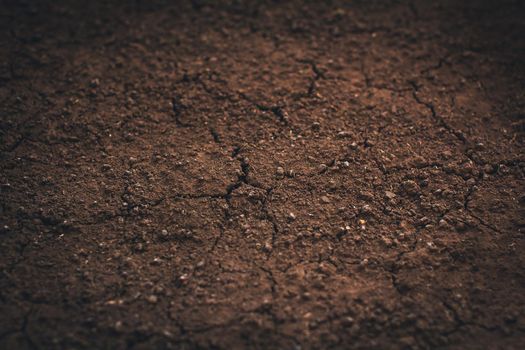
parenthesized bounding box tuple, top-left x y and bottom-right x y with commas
(1, 0, 524, 349)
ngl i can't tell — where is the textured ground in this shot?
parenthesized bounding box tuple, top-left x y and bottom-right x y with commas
(1, 0, 524, 349)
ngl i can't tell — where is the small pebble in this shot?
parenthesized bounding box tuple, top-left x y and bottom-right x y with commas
(360, 204, 372, 214)
(438, 219, 449, 228)
(320, 195, 330, 204)
(114, 321, 123, 332)
(341, 317, 354, 327)
(275, 166, 285, 178)
(466, 178, 476, 187)
(385, 191, 396, 199)
(358, 219, 366, 230)
(90, 78, 100, 88)
(418, 216, 431, 226)
(337, 131, 352, 138)
(483, 164, 495, 174)
(146, 295, 158, 304)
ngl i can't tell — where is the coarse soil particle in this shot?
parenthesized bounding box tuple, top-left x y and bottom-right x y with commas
(1, 0, 525, 349)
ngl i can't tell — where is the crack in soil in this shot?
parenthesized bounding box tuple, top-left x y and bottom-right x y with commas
(1, 1, 524, 349)
(0, 307, 34, 347)
(409, 81, 469, 146)
(297, 58, 326, 96)
(171, 94, 192, 128)
(245, 100, 290, 126)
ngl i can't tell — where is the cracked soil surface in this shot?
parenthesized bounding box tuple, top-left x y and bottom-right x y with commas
(1, 0, 525, 349)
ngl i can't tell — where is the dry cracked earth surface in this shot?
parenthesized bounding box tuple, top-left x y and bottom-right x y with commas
(1, 0, 525, 349)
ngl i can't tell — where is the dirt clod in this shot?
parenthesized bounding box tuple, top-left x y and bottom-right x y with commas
(401, 180, 420, 196)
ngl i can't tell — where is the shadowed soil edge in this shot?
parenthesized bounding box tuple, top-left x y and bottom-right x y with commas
(0, 0, 524, 349)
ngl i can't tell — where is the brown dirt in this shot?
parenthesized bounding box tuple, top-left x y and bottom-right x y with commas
(1, 0, 525, 349)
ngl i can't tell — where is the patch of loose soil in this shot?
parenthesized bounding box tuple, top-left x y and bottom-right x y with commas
(1, 0, 524, 349)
